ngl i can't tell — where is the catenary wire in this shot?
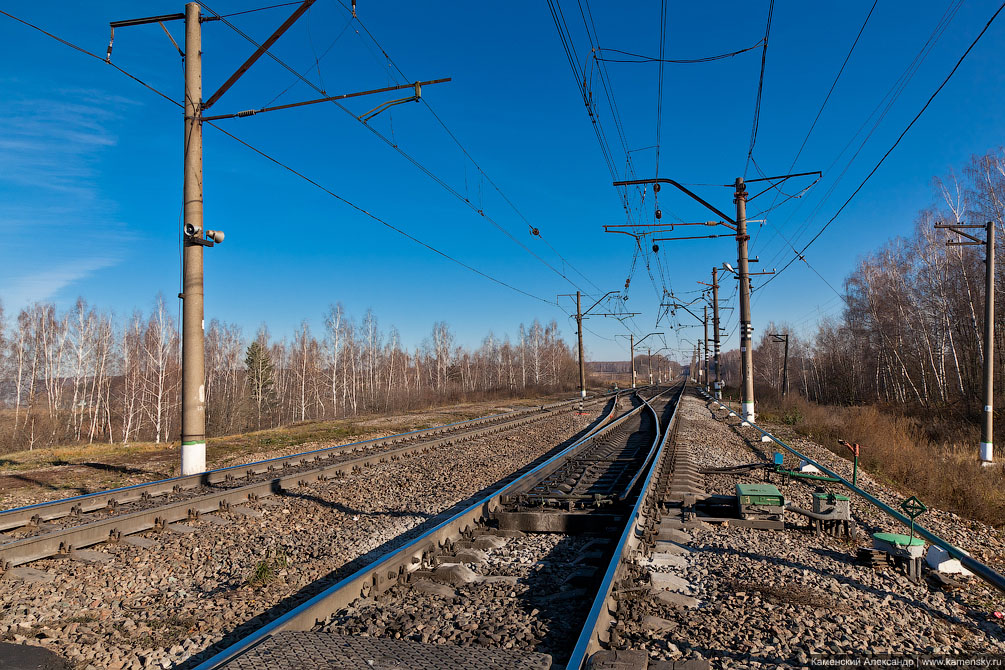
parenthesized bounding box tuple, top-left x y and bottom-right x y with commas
(199, 1, 594, 296)
(758, 0, 1005, 291)
(757, 0, 963, 270)
(331, 0, 607, 294)
(0, 9, 559, 308)
(596, 41, 764, 63)
(743, 0, 775, 177)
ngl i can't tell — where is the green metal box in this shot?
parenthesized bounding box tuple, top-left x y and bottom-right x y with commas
(735, 483, 784, 507)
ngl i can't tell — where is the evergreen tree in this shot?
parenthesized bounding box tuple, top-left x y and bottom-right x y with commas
(245, 340, 275, 429)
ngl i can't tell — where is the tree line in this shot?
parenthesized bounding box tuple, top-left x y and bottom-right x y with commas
(714, 148, 1004, 419)
(0, 297, 578, 452)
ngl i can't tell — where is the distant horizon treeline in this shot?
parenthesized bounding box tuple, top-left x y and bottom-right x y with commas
(711, 148, 1005, 420)
(0, 297, 579, 452)
(586, 358, 684, 382)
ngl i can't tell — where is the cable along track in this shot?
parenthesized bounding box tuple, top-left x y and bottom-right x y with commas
(0, 393, 616, 571)
(188, 383, 684, 670)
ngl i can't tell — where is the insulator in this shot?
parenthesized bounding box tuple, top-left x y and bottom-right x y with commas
(531, 228, 540, 236)
(653, 183, 661, 193)
(652, 244, 659, 253)
(655, 209, 662, 220)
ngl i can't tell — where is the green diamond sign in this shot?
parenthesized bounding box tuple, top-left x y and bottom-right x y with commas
(900, 495, 927, 543)
(901, 496, 927, 519)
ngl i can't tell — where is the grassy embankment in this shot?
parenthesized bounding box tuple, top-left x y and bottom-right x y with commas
(0, 393, 566, 501)
(719, 388, 1005, 527)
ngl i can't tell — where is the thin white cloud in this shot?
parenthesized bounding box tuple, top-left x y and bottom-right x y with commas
(4, 257, 120, 308)
(0, 94, 122, 198)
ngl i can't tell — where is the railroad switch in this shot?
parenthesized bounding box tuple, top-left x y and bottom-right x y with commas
(868, 532, 926, 583)
(734, 483, 785, 529)
(808, 492, 856, 538)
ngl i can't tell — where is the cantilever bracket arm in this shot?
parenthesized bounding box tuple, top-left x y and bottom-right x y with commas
(359, 82, 423, 122)
(582, 291, 621, 317)
(201, 79, 450, 122)
(612, 178, 736, 229)
(635, 332, 664, 347)
(603, 227, 642, 241)
(935, 222, 986, 245)
(661, 301, 702, 325)
(204, 0, 318, 110)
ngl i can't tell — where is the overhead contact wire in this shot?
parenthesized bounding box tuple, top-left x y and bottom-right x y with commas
(0, 9, 556, 308)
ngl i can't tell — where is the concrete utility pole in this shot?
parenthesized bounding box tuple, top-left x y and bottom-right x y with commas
(576, 291, 586, 399)
(633, 332, 662, 387)
(712, 267, 722, 399)
(734, 177, 755, 424)
(615, 333, 636, 389)
(770, 333, 789, 396)
(561, 291, 633, 397)
(111, 1, 451, 476)
(611, 173, 817, 419)
(985, 220, 995, 464)
(630, 334, 635, 388)
(937, 220, 995, 463)
(181, 2, 206, 475)
(703, 304, 710, 391)
(695, 342, 702, 385)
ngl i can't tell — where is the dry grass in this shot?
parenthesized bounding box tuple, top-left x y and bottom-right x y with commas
(0, 420, 369, 475)
(754, 393, 1005, 527)
(0, 393, 572, 497)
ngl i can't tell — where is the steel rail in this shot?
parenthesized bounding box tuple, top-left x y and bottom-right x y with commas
(0, 393, 611, 532)
(566, 382, 685, 668)
(616, 387, 675, 501)
(189, 393, 647, 670)
(701, 390, 1005, 595)
(0, 394, 620, 570)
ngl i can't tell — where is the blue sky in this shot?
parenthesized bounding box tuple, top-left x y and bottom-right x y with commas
(0, 1, 1002, 362)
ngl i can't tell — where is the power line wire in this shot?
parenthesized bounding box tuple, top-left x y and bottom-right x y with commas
(759, 0, 1005, 290)
(743, 0, 775, 177)
(0, 8, 557, 308)
(332, 0, 607, 295)
(218, 2, 302, 18)
(596, 41, 764, 63)
(199, 1, 594, 296)
(757, 0, 963, 270)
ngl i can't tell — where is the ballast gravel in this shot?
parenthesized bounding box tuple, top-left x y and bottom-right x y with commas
(0, 408, 600, 669)
(616, 391, 1005, 669)
(321, 532, 607, 665)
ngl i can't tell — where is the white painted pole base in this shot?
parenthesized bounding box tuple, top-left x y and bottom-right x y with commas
(980, 441, 993, 464)
(181, 442, 206, 476)
(742, 402, 755, 424)
(581, 389, 587, 399)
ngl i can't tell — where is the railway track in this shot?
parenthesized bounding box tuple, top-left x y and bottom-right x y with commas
(0, 392, 619, 572)
(186, 382, 686, 670)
